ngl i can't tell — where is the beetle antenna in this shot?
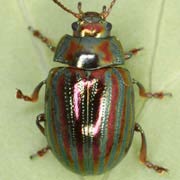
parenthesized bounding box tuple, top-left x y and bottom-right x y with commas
(77, 2, 84, 14)
(101, 0, 117, 18)
(102, 5, 107, 13)
(52, 0, 82, 19)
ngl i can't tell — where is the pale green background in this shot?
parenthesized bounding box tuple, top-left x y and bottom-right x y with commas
(1, 0, 180, 180)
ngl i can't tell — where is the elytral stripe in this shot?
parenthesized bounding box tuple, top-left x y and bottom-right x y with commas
(46, 68, 63, 162)
(74, 72, 85, 172)
(88, 77, 99, 174)
(52, 68, 70, 166)
(117, 86, 131, 162)
(85, 74, 91, 174)
(63, 69, 80, 173)
(113, 74, 128, 162)
(79, 74, 89, 173)
(106, 68, 125, 169)
(98, 70, 112, 173)
(115, 69, 134, 161)
(124, 86, 135, 152)
(90, 74, 105, 173)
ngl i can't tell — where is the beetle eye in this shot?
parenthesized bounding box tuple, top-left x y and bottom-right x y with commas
(72, 22, 78, 31)
(106, 23, 112, 31)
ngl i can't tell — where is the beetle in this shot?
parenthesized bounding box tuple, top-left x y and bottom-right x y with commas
(16, 0, 172, 176)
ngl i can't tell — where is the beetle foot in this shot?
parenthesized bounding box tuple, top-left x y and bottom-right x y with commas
(30, 146, 50, 159)
(124, 47, 144, 60)
(16, 89, 32, 101)
(146, 92, 172, 99)
(145, 161, 168, 174)
(130, 47, 144, 54)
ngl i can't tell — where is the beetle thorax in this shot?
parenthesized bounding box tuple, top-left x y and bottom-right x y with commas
(72, 12, 112, 38)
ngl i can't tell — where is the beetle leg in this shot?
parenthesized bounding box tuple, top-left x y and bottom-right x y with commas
(124, 48, 143, 60)
(36, 113, 46, 135)
(16, 80, 46, 102)
(28, 26, 56, 52)
(132, 79, 172, 99)
(30, 114, 48, 159)
(135, 123, 168, 174)
(30, 146, 50, 159)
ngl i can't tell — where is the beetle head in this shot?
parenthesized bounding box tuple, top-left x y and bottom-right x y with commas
(72, 12, 112, 38)
(52, 0, 116, 37)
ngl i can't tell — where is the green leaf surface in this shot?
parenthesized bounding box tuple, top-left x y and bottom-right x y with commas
(1, 0, 180, 180)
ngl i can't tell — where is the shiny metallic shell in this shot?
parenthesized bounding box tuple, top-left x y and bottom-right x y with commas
(53, 35, 125, 69)
(45, 66, 134, 175)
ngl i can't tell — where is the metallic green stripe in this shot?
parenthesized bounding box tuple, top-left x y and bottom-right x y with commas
(98, 70, 112, 173)
(52, 68, 70, 166)
(106, 68, 125, 169)
(117, 85, 132, 162)
(125, 86, 134, 151)
(45, 71, 60, 159)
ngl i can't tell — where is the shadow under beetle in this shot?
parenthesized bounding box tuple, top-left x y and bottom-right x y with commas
(17, 0, 172, 175)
